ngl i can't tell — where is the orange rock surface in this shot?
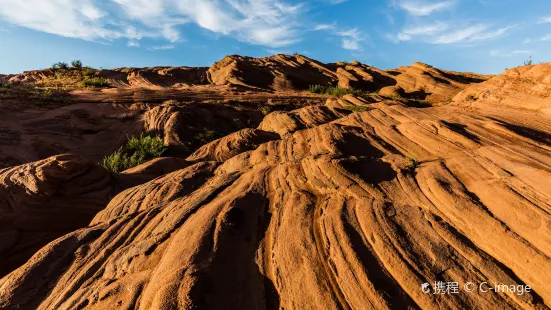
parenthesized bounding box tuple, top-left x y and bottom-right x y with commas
(0, 56, 550, 309)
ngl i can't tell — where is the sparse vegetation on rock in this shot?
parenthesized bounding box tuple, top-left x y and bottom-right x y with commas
(71, 60, 83, 68)
(102, 134, 166, 173)
(308, 84, 363, 97)
(83, 77, 110, 87)
(52, 62, 68, 69)
(2, 55, 551, 310)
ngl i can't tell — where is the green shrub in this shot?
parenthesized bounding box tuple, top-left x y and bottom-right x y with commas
(309, 84, 326, 94)
(0, 81, 11, 89)
(71, 60, 83, 68)
(406, 155, 418, 171)
(465, 94, 476, 101)
(308, 85, 362, 97)
(260, 106, 272, 115)
(83, 77, 110, 87)
(82, 68, 95, 77)
(523, 55, 533, 66)
(102, 134, 166, 173)
(52, 62, 68, 69)
(195, 128, 218, 144)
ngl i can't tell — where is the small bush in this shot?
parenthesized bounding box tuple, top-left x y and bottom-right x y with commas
(83, 77, 110, 87)
(523, 55, 533, 66)
(195, 128, 218, 144)
(102, 134, 166, 173)
(308, 85, 363, 97)
(309, 84, 326, 94)
(406, 155, 418, 171)
(71, 60, 83, 68)
(465, 94, 476, 101)
(52, 62, 68, 69)
(82, 68, 95, 77)
(260, 106, 272, 115)
(0, 81, 11, 89)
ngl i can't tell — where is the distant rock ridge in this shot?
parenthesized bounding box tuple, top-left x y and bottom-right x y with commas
(5, 54, 488, 102)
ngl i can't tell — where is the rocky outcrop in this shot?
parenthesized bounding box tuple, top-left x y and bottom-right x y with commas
(187, 129, 280, 162)
(208, 54, 336, 90)
(0, 154, 117, 277)
(0, 102, 145, 166)
(2, 96, 551, 309)
(208, 55, 487, 102)
(98, 66, 209, 88)
(454, 63, 551, 113)
(2, 57, 551, 310)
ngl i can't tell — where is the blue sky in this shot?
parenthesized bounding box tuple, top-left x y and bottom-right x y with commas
(0, 0, 549, 74)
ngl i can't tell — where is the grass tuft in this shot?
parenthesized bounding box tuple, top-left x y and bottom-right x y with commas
(82, 68, 95, 77)
(83, 77, 110, 87)
(308, 85, 364, 97)
(102, 134, 166, 173)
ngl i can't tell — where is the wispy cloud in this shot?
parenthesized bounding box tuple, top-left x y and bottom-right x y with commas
(394, 22, 448, 41)
(127, 41, 140, 47)
(314, 22, 365, 51)
(524, 34, 551, 43)
(432, 24, 515, 44)
(148, 44, 175, 51)
(0, 0, 304, 48)
(489, 50, 531, 57)
(336, 28, 364, 50)
(397, 0, 455, 16)
(538, 16, 551, 24)
(0, 0, 137, 41)
(389, 21, 515, 45)
(314, 23, 336, 31)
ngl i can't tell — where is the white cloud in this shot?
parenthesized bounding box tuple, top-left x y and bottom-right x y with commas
(314, 22, 365, 51)
(389, 21, 514, 45)
(149, 44, 175, 50)
(336, 28, 364, 50)
(0, 0, 304, 48)
(525, 34, 551, 43)
(394, 22, 448, 41)
(398, 0, 455, 16)
(489, 50, 531, 57)
(538, 16, 551, 24)
(314, 23, 336, 31)
(127, 41, 140, 47)
(0, 0, 131, 41)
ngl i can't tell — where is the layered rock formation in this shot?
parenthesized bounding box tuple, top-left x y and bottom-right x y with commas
(208, 54, 487, 102)
(2, 93, 551, 309)
(454, 63, 551, 113)
(0, 58, 550, 310)
(6, 54, 487, 104)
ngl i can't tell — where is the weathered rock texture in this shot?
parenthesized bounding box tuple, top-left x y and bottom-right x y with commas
(208, 55, 488, 102)
(0, 155, 117, 278)
(0, 59, 550, 310)
(454, 63, 551, 114)
(2, 92, 551, 309)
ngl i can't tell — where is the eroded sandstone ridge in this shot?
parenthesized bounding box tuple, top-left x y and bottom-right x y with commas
(0, 56, 550, 310)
